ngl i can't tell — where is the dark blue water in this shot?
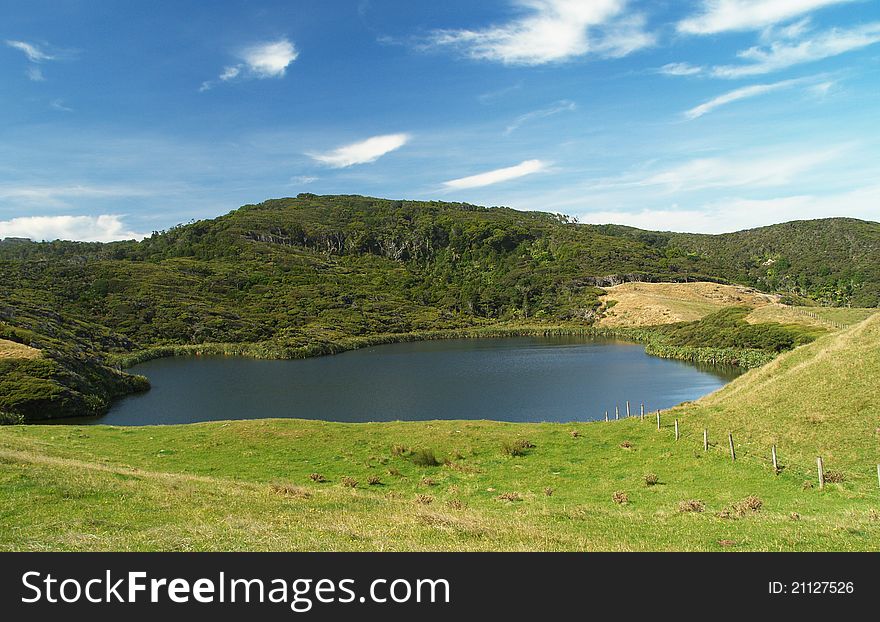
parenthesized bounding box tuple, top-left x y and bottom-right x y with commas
(74, 336, 740, 425)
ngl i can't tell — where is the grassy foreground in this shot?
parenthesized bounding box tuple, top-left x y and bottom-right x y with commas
(1, 313, 878, 551)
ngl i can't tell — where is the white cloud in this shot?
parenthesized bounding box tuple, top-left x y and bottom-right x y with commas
(309, 133, 410, 168)
(241, 39, 298, 77)
(442, 159, 547, 189)
(711, 22, 880, 77)
(505, 100, 576, 135)
(658, 62, 704, 76)
(578, 184, 880, 233)
(0, 215, 146, 242)
(677, 0, 854, 35)
(636, 147, 843, 192)
(5, 40, 54, 62)
(684, 77, 803, 119)
(201, 37, 298, 90)
(426, 0, 653, 65)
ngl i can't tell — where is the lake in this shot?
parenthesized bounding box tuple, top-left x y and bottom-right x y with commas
(71, 336, 741, 425)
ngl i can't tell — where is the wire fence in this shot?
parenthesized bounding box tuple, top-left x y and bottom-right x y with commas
(599, 402, 880, 491)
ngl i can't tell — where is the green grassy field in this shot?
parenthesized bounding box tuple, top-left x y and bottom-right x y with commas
(1, 313, 878, 551)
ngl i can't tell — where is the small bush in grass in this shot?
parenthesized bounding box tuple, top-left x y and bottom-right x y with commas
(420, 477, 436, 487)
(644, 473, 659, 486)
(790, 512, 801, 521)
(612, 491, 628, 505)
(497, 492, 522, 502)
(502, 439, 534, 456)
(415, 494, 433, 505)
(391, 444, 408, 457)
(308, 473, 326, 483)
(341, 476, 358, 488)
(409, 448, 441, 467)
(824, 470, 845, 483)
(270, 483, 311, 499)
(544, 487, 554, 497)
(447, 499, 466, 510)
(677, 499, 705, 513)
(569, 430, 580, 438)
(732, 495, 763, 517)
(619, 441, 633, 449)
(367, 475, 382, 486)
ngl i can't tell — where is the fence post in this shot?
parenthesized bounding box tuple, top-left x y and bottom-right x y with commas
(615, 405, 619, 421)
(656, 411, 660, 431)
(674, 419, 680, 441)
(626, 401, 631, 418)
(703, 429, 708, 451)
(605, 410, 609, 422)
(772, 445, 778, 473)
(728, 433, 736, 461)
(877, 464, 880, 489)
(817, 457, 825, 489)
(640, 403, 645, 420)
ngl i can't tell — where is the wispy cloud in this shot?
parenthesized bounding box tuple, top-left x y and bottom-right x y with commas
(201, 38, 298, 91)
(658, 62, 703, 76)
(49, 99, 73, 112)
(5, 40, 54, 62)
(635, 147, 843, 192)
(5, 39, 57, 81)
(711, 22, 880, 78)
(309, 133, 410, 168)
(0, 184, 155, 208)
(477, 82, 523, 104)
(677, 0, 854, 35)
(504, 100, 576, 135)
(0, 215, 146, 242)
(425, 0, 653, 65)
(684, 77, 805, 119)
(442, 159, 547, 190)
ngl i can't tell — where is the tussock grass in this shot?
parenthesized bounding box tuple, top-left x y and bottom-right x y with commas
(0, 339, 40, 360)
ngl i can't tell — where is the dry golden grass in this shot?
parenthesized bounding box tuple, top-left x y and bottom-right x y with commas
(0, 339, 40, 359)
(598, 282, 778, 327)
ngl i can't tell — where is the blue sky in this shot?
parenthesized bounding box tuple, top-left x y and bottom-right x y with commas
(1, 0, 879, 241)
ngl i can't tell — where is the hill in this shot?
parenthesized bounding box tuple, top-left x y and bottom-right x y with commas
(0, 194, 877, 420)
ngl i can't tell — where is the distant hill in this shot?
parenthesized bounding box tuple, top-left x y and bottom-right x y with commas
(1, 194, 877, 420)
(594, 217, 880, 307)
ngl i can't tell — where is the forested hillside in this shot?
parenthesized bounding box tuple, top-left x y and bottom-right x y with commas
(1, 194, 877, 420)
(596, 218, 880, 307)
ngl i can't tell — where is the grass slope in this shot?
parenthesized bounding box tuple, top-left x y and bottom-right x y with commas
(1, 315, 878, 551)
(674, 312, 880, 482)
